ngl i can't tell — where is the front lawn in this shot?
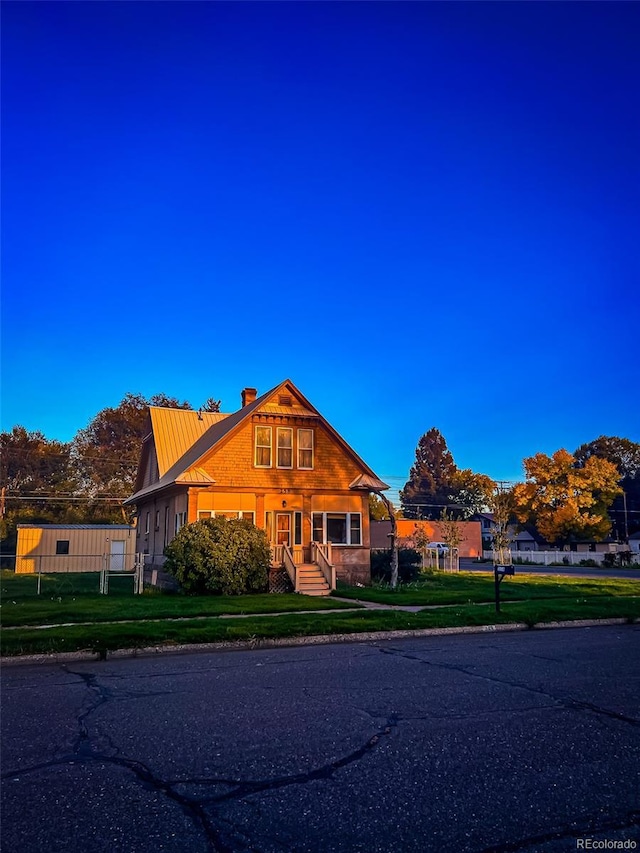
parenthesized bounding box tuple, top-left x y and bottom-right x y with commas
(333, 572, 640, 606)
(2, 569, 639, 659)
(0, 570, 360, 628)
(2, 596, 639, 658)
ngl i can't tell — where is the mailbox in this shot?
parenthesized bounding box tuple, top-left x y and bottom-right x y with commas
(495, 565, 515, 576)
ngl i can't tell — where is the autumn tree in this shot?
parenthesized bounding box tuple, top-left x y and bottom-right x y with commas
(369, 494, 390, 521)
(574, 436, 640, 538)
(513, 449, 621, 546)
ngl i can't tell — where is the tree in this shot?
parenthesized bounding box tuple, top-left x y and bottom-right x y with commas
(164, 517, 271, 595)
(574, 436, 640, 539)
(513, 449, 621, 546)
(438, 508, 464, 570)
(401, 429, 494, 519)
(369, 494, 390, 521)
(450, 469, 496, 518)
(201, 398, 222, 413)
(574, 436, 640, 479)
(487, 484, 515, 564)
(400, 428, 457, 518)
(72, 392, 193, 500)
(0, 427, 79, 547)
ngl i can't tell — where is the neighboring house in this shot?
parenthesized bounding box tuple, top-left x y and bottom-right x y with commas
(15, 524, 136, 574)
(370, 519, 482, 557)
(124, 380, 388, 590)
(472, 512, 546, 552)
(629, 532, 640, 556)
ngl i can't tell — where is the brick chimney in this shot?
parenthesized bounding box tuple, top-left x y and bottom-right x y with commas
(241, 387, 257, 407)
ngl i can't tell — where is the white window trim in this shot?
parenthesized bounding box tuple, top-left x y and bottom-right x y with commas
(312, 512, 362, 546)
(255, 426, 272, 468)
(277, 427, 294, 469)
(174, 511, 187, 535)
(297, 428, 314, 470)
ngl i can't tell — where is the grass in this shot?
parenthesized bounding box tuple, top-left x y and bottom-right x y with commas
(1, 569, 639, 658)
(333, 572, 640, 606)
(0, 570, 359, 628)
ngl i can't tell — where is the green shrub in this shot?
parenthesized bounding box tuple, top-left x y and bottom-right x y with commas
(164, 518, 271, 595)
(371, 548, 422, 583)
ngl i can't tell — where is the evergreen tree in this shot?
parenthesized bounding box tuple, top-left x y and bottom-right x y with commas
(400, 428, 457, 519)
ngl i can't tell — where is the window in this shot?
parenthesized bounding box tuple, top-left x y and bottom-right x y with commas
(255, 426, 272, 467)
(56, 540, 69, 555)
(311, 513, 361, 546)
(350, 514, 362, 545)
(277, 428, 293, 468)
(298, 429, 314, 469)
(294, 512, 302, 546)
(164, 506, 170, 546)
(174, 512, 187, 535)
(145, 512, 150, 535)
(155, 510, 160, 531)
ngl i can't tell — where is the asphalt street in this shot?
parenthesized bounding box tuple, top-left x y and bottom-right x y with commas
(460, 559, 640, 580)
(2, 626, 639, 853)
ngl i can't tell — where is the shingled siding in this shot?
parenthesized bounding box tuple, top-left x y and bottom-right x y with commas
(197, 418, 364, 491)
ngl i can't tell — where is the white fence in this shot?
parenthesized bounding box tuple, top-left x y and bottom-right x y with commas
(482, 550, 615, 566)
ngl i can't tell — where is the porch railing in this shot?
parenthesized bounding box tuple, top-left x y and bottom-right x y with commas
(312, 542, 335, 590)
(282, 544, 298, 591)
(271, 545, 306, 567)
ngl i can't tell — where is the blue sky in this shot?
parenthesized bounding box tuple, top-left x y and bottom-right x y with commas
(2, 1, 639, 498)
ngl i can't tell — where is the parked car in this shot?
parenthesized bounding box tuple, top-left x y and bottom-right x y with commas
(428, 542, 450, 555)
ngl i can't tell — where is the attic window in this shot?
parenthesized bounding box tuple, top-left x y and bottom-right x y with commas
(278, 394, 293, 407)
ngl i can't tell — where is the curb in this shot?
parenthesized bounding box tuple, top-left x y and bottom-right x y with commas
(2, 618, 635, 666)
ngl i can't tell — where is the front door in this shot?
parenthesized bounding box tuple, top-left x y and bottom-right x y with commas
(109, 540, 126, 571)
(276, 514, 291, 547)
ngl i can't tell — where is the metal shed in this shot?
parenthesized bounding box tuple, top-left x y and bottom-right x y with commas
(15, 524, 136, 574)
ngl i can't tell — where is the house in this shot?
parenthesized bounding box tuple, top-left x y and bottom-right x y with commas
(370, 519, 482, 557)
(15, 524, 136, 574)
(124, 380, 389, 592)
(472, 512, 546, 553)
(629, 532, 640, 556)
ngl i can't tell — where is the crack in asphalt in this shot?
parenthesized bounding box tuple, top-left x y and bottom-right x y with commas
(377, 645, 640, 727)
(2, 665, 399, 852)
(170, 713, 400, 806)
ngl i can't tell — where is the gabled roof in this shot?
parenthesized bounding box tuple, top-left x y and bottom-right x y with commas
(125, 379, 382, 505)
(151, 408, 228, 477)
